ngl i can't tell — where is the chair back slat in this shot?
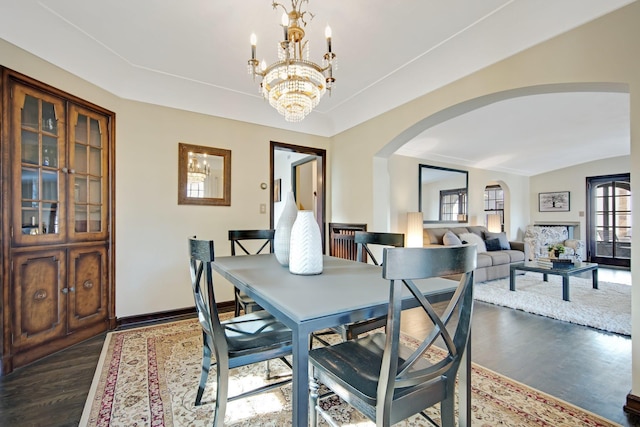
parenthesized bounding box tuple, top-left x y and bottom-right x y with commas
(229, 229, 275, 255)
(355, 231, 405, 265)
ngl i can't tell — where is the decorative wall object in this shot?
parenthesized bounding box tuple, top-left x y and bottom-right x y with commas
(289, 211, 323, 275)
(178, 143, 231, 206)
(539, 191, 570, 212)
(274, 191, 298, 266)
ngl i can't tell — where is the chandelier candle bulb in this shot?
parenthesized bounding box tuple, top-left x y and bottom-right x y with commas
(282, 13, 289, 41)
(250, 33, 257, 59)
(325, 26, 332, 52)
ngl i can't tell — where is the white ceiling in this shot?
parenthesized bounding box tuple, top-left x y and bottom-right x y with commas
(0, 0, 632, 176)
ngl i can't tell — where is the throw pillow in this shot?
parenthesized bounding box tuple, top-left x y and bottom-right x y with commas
(484, 231, 511, 250)
(458, 232, 487, 253)
(484, 238, 501, 251)
(442, 230, 462, 246)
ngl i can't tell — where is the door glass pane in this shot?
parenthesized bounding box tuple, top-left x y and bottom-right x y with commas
(21, 168, 38, 200)
(89, 178, 101, 204)
(41, 170, 58, 201)
(89, 206, 101, 232)
(75, 114, 88, 144)
(75, 204, 87, 232)
(21, 130, 39, 165)
(74, 177, 87, 203)
(41, 101, 58, 134)
(89, 147, 101, 175)
(42, 135, 58, 168)
(42, 202, 59, 234)
(75, 143, 88, 174)
(21, 94, 39, 129)
(89, 118, 101, 147)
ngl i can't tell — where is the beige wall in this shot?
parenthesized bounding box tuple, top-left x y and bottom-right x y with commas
(530, 155, 631, 239)
(0, 39, 331, 318)
(331, 3, 639, 396)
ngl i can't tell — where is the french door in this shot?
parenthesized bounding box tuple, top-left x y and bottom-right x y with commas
(586, 174, 631, 268)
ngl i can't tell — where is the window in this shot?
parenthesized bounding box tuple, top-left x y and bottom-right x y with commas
(484, 185, 504, 231)
(440, 188, 467, 221)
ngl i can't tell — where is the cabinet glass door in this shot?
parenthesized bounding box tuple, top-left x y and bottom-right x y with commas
(68, 104, 109, 241)
(12, 84, 66, 245)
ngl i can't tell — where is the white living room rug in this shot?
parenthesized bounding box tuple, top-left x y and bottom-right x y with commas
(474, 272, 631, 335)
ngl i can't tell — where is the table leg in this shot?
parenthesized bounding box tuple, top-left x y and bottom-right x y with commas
(509, 268, 516, 291)
(292, 329, 309, 427)
(592, 268, 599, 289)
(543, 273, 549, 282)
(562, 275, 570, 301)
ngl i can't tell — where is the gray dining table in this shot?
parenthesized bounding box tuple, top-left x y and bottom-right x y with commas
(212, 253, 471, 427)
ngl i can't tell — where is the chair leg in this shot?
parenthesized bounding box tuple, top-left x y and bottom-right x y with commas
(195, 336, 212, 406)
(213, 361, 230, 427)
(440, 394, 455, 427)
(309, 370, 319, 427)
(234, 291, 241, 316)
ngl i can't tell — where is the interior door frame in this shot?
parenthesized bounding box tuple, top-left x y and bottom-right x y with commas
(270, 141, 327, 252)
(586, 173, 631, 268)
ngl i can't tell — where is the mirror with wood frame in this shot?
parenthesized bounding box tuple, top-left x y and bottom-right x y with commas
(178, 143, 231, 206)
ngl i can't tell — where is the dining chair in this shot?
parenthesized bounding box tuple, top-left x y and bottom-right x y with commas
(188, 237, 292, 426)
(309, 244, 477, 427)
(228, 229, 275, 316)
(321, 231, 404, 342)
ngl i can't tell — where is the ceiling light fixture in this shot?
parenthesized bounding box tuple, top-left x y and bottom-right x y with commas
(187, 152, 210, 183)
(248, 0, 336, 123)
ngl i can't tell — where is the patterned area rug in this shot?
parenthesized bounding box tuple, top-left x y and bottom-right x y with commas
(80, 318, 621, 427)
(474, 273, 631, 335)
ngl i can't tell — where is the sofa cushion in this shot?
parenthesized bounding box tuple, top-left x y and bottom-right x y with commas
(442, 230, 462, 246)
(504, 249, 525, 263)
(483, 251, 511, 266)
(483, 231, 511, 250)
(424, 227, 471, 245)
(476, 253, 493, 268)
(458, 232, 486, 253)
(484, 238, 501, 251)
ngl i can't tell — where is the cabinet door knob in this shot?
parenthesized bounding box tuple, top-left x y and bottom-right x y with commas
(69, 169, 76, 174)
(61, 287, 68, 294)
(62, 167, 68, 173)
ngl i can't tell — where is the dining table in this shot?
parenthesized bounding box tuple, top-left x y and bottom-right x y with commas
(212, 253, 471, 427)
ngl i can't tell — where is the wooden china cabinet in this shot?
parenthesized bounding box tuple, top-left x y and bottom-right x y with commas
(0, 68, 115, 375)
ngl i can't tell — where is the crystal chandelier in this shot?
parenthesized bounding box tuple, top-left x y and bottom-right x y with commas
(248, 0, 336, 122)
(187, 152, 210, 183)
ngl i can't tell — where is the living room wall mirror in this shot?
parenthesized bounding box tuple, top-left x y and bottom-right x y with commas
(178, 142, 231, 206)
(419, 164, 468, 223)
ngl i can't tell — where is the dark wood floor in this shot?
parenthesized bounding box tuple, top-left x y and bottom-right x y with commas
(1, 272, 638, 426)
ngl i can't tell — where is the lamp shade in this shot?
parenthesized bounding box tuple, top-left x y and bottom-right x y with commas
(406, 212, 424, 247)
(487, 214, 501, 233)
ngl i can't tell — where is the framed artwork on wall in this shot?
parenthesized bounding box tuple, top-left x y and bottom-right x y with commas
(539, 191, 570, 212)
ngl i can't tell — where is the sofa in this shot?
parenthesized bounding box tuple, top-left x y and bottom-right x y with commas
(523, 225, 585, 261)
(423, 225, 525, 283)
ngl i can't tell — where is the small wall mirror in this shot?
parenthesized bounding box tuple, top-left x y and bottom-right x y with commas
(419, 164, 468, 223)
(178, 143, 231, 206)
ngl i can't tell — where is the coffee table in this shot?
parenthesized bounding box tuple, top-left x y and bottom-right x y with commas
(509, 261, 598, 301)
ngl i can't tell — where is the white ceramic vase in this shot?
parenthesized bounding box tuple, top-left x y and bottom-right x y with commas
(274, 191, 298, 266)
(289, 210, 323, 275)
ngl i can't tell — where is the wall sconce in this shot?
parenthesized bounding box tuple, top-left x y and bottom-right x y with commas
(487, 214, 502, 233)
(406, 212, 424, 247)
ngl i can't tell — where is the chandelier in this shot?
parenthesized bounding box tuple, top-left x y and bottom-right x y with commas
(248, 0, 336, 122)
(187, 152, 210, 183)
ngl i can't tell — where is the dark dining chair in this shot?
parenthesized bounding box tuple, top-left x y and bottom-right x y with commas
(228, 229, 275, 316)
(309, 244, 477, 427)
(325, 231, 405, 341)
(188, 237, 292, 426)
